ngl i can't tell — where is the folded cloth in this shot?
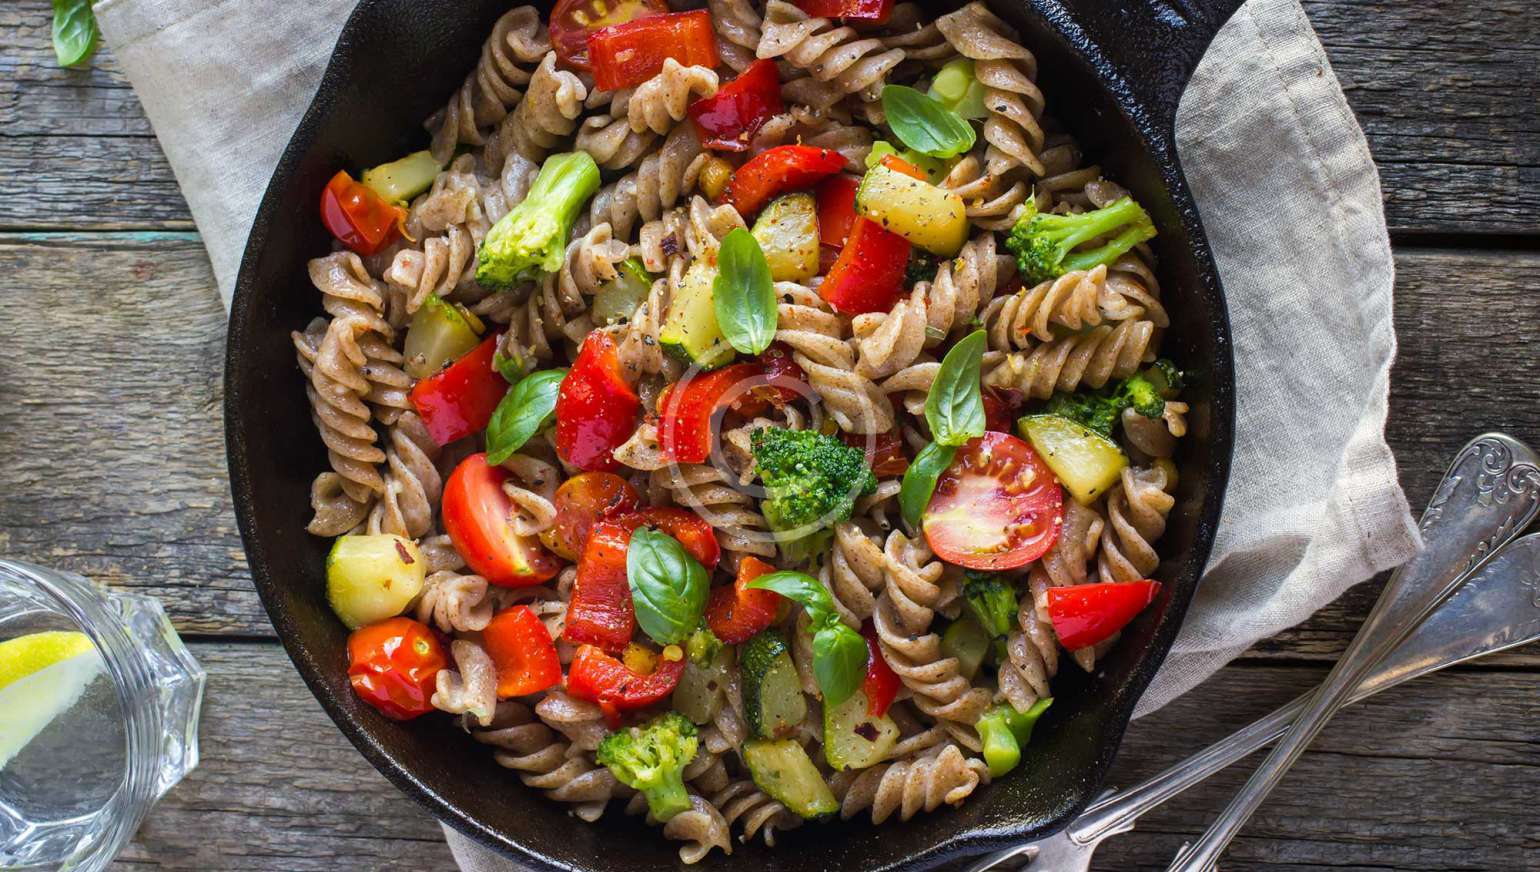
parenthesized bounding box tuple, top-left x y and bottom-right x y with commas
(96, 0, 1420, 864)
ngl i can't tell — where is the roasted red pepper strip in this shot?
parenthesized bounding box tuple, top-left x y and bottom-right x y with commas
(320, 170, 404, 256)
(689, 58, 783, 152)
(815, 174, 860, 249)
(657, 362, 764, 464)
(482, 606, 563, 698)
(555, 330, 640, 472)
(841, 428, 909, 478)
(563, 520, 636, 652)
(346, 617, 448, 721)
(706, 556, 784, 644)
(860, 621, 901, 717)
(567, 644, 687, 710)
(409, 334, 509, 445)
(795, 0, 893, 22)
(1046, 580, 1162, 650)
(588, 10, 719, 90)
(880, 153, 928, 180)
(724, 145, 847, 218)
(730, 343, 807, 417)
(819, 217, 910, 314)
(622, 507, 721, 570)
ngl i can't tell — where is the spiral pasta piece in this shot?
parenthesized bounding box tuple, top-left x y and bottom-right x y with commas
(535, 689, 610, 752)
(432, 639, 498, 726)
(998, 578, 1059, 710)
(484, 52, 587, 168)
(589, 123, 706, 239)
(472, 702, 627, 821)
(941, 152, 1032, 231)
(832, 743, 988, 823)
(368, 411, 442, 539)
(711, 779, 802, 846)
(984, 319, 1155, 399)
(774, 284, 894, 434)
(663, 795, 733, 863)
(559, 222, 631, 304)
(710, 0, 763, 72)
(628, 60, 719, 135)
(1099, 464, 1176, 583)
(652, 464, 778, 568)
(574, 114, 657, 171)
(415, 567, 494, 633)
(981, 264, 1163, 352)
(935, 2, 1046, 178)
(758, 0, 904, 107)
(428, 5, 549, 163)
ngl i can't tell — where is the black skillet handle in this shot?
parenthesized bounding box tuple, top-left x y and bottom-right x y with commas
(1044, 0, 1249, 133)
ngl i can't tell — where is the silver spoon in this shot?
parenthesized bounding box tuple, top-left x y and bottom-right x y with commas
(1168, 432, 1540, 871)
(966, 432, 1540, 872)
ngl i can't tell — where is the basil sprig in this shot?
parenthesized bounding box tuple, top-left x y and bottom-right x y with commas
(899, 442, 958, 529)
(881, 85, 977, 159)
(485, 368, 566, 464)
(627, 528, 709, 646)
(52, 0, 99, 68)
(714, 228, 777, 355)
(747, 571, 867, 706)
(925, 329, 987, 446)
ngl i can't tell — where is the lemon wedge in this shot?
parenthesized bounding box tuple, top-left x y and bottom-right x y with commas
(0, 631, 103, 770)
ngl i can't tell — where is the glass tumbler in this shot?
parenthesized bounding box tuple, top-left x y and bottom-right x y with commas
(0, 559, 205, 871)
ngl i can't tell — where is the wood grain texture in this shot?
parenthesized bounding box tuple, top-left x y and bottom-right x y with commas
(2, 0, 1537, 234)
(122, 645, 1539, 871)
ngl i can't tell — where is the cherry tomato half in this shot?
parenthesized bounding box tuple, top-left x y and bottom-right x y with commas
(923, 431, 1064, 571)
(320, 170, 404, 256)
(549, 0, 667, 70)
(347, 617, 448, 721)
(443, 453, 563, 587)
(539, 472, 641, 561)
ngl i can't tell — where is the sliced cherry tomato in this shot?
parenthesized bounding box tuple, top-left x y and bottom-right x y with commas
(706, 556, 784, 644)
(539, 472, 641, 561)
(795, 0, 893, 22)
(859, 621, 900, 717)
(880, 153, 928, 180)
(841, 428, 909, 478)
(408, 333, 507, 445)
(588, 10, 719, 91)
(820, 217, 910, 315)
(483, 606, 563, 697)
(724, 145, 847, 218)
(1046, 580, 1162, 650)
(567, 643, 687, 710)
(564, 506, 722, 652)
(320, 170, 404, 256)
(815, 175, 860, 249)
(658, 362, 764, 464)
(346, 617, 447, 721)
(923, 431, 1064, 571)
(555, 330, 640, 472)
(982, 387, 1023, 433)
(443, 453, 563, 587)
(689, 58, 784, 152)
(550, 0, 668, 70)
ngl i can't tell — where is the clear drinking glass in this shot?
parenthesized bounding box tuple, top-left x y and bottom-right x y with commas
(0, 559, 205, 871)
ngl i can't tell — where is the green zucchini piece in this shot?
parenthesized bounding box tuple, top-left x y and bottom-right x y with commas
(361, 150, 443, 203)
(743, 739, 839, 819)
(1018, 414, 1129, 504)
(740, 631, 808, 739)
(326, 534, 426, 629)
(658, 260, 734, 369)
(823, 688, 899, 770)
(941, 615, 990, 680)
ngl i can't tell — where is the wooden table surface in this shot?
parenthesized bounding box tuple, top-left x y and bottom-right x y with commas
(4, 1, 1538, 869)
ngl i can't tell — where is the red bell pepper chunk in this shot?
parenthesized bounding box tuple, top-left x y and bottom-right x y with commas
(555, 330, 640, 472)
(624, 507, 721, 570)
(1046, 580, 1163, 650)
(820, 218, 910, 315)
(482, 606, 563, 698)
(795, 0, 893, 22)
(567, 644, 687, 711)
(588, 10, 719, 91)
(320, 170, 404, 256)
(706, 556, 785, 644)
(689, 59, 783, 152)
(859, 621, 900, 717)
(549, 0, 668, 71)
(409, 334, 508, 445)
(724, 145, 847, 218)
(815, 175, 860, 250)
(841, 428, 909, 479)
(657, 362, 765, 464)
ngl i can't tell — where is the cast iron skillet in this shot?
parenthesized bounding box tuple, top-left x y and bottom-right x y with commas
(226, 1, 1240, 867)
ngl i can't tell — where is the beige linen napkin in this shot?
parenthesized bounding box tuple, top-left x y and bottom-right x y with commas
(96, 0, 1420, 863)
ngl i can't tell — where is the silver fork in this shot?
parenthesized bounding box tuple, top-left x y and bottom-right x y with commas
(967, 432, 1540, 872)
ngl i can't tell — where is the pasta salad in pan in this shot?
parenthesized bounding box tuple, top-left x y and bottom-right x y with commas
(294, 0, 1186, 861)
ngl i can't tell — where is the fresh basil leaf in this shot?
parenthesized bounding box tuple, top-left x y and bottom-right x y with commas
(52, 0, 99, 68)
(811, 618, 868, 707)
(485, 368, 566, 465)
(925, 329, 987, 446)
(900, 442, 957, 529)
(745, 570, 837, 625)
(881, 85, 977, 159)
(627, 528, 709, 646)
(713, 228, 777, 355)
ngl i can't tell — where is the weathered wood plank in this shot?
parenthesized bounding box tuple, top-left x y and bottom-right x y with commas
(4, 234, 1539, 660)
(1, 0, 1536, 234)
(118, 647, 1539, 870)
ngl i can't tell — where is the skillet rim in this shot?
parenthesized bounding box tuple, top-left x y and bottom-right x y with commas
(224, 0, 1236, 867)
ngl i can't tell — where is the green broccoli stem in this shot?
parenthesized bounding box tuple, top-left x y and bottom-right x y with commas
(1008, 196, 1157, 286)
(642, 771, 693, 822)
(772, 526, 833, 566)
(476, 151, 600, 289)
(977, 707, 1022, 778)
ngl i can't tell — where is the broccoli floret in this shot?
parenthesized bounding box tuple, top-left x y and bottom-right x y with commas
(596, 712, 699, 821)
(1041, 390, 1122, 438)
(1006, 196, 1157, 287)
(963, 571, 1018, 639)
(1146, 358, 1185, 397)
(1040, 361, 1183, 438)
(976, 699, 1053, 778)
(686, 625, 723, 666)
(476, 152, 600, 289)
(750, 428, 877, 564)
